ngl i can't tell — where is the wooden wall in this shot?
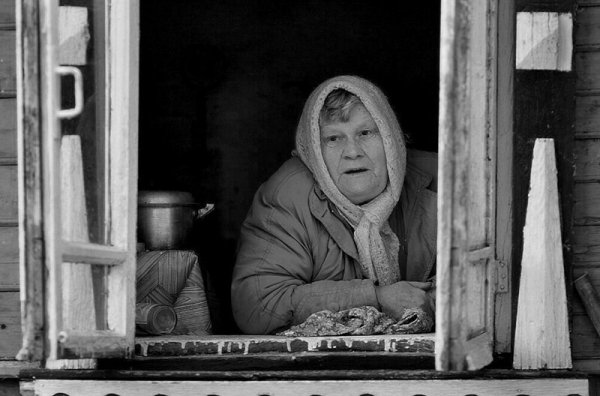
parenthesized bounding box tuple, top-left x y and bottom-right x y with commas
(572, 0, 600, 371)
(0, 0, 20, 360)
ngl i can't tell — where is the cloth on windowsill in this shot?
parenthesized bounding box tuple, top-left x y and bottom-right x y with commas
(276, 305, 433, 337)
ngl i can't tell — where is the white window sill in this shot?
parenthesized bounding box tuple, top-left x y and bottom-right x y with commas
(134, 333, 435, 357)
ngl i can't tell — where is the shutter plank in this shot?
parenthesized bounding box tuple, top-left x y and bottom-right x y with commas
(0, 262, 19, 291)
(0, 165, 18, 221)
(574, 183, 600, 225)
(576, 51, 600, 91)
(576, 6, 600, 47)
(0, 227, 18, 263)
(574, 225, 600, 263)
(0, 292, 21, 358)
(576, 96, 600, 135)
(0, 98, 17, 158)
(575, 139, 600, 181)
(0, 31, 16, 95)
(0, 0, 15, 27)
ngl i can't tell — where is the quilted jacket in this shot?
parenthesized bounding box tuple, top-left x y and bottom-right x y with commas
(231, 150, 437, 334)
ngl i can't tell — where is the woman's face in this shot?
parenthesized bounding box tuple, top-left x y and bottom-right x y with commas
(320, 104, 388, 205)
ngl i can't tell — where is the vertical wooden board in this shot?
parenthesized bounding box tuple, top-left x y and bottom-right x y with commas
(590, 375, 600, 396)
(572, 313, 600, 359)
(573, 225, 600, 263)
(575, 140, 600, 180)
(516, 12, 572, 71)
(0, 0, 15, 27)
(467, 0, 490, 250)
(576, 51, 600, 91)
(494, 0, 515, 354)
(577, 96, 600, 133)
(576, 6, 600, 46)
(574, 183, 600, 225)
(0, 227, 18, 263)
(0, 262, 18, 290)
(436, 0, 471, 371)
(0, 165, 17, 220)
(0, 292, 21, 358)
(514, 67, 576, 347)
(106, 0, 139, 356)
(0, 98, 16, 158)
(466, 260, 487, 336)
(0, 30, 15, 94)
(514, 139, 571, 370)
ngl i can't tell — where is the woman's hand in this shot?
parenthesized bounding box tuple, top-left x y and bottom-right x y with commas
(375, 281, 434, 320)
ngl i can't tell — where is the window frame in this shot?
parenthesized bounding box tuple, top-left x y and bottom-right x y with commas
(17, 0, 139, 364)
(17, 0, 513, 371)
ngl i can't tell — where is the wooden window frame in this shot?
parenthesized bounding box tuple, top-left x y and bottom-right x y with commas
(17, 0, 514, 372)
(17, 0, 139, 364)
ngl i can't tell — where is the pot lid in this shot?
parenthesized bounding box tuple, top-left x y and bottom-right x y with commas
(138, 190, 195, 205)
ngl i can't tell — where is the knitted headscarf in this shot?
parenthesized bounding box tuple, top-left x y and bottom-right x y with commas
(295, 76, 407, 286)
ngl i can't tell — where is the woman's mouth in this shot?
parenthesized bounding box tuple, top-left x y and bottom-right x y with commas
(344, 168, 368, 175)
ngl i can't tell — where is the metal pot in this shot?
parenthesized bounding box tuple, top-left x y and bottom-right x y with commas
(137, 190, 214, 250)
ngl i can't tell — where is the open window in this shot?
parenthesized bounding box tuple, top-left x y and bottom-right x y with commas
(17, 0, 139, 364)
(18, 0, 511, 371)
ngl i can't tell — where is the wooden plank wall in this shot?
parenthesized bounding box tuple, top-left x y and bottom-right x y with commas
(572, 0, 600, 371)
(514, 0, 577, 370)
(0, 0, 20, 360)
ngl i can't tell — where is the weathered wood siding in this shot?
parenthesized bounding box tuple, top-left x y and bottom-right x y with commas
(572, 0, 600, 370)
(514, 0, 578, 370)
(0, 0, 19, 360)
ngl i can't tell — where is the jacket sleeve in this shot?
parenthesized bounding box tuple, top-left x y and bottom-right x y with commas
(231, 182, 379, 335)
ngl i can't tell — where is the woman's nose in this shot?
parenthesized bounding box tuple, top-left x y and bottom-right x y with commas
(342, 137, 364, 158)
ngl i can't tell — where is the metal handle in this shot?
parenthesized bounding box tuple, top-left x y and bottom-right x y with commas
(56, 66, 84, 119)
(193, 203, 215, 221)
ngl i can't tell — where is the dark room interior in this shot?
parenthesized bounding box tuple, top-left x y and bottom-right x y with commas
(138, 0, 441, 333)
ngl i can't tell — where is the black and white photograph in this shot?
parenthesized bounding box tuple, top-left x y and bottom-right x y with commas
(0, 0, 597, 395)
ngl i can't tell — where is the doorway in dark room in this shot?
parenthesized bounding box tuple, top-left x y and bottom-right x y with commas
(138, 0, 441, 334)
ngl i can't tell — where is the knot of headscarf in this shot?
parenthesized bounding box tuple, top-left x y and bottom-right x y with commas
(295, 76, 406, 286)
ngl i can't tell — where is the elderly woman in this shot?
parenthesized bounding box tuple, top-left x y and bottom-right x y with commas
(231, 76, 437, 335)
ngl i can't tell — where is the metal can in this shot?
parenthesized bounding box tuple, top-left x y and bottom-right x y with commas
(135, 303, 177, 335)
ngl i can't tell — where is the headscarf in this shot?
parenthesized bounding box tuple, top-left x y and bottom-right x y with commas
(295, 75, 407, 286)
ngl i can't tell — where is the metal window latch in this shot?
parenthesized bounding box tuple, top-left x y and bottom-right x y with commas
(495, 260, 509, 294)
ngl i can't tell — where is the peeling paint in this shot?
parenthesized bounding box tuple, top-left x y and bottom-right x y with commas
(135, 334, 435, 356)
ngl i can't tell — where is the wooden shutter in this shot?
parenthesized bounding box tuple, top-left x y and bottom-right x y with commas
(17, 0, 139, 364)
(436, 0, 499, 371)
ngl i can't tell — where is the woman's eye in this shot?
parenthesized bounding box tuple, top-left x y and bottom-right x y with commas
(323, 136, 340, 145)
(323, 135, 344, 148)
(360, 129, 373, 137)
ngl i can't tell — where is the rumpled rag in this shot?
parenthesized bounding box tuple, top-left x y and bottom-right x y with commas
(276, 305, 433, 337)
